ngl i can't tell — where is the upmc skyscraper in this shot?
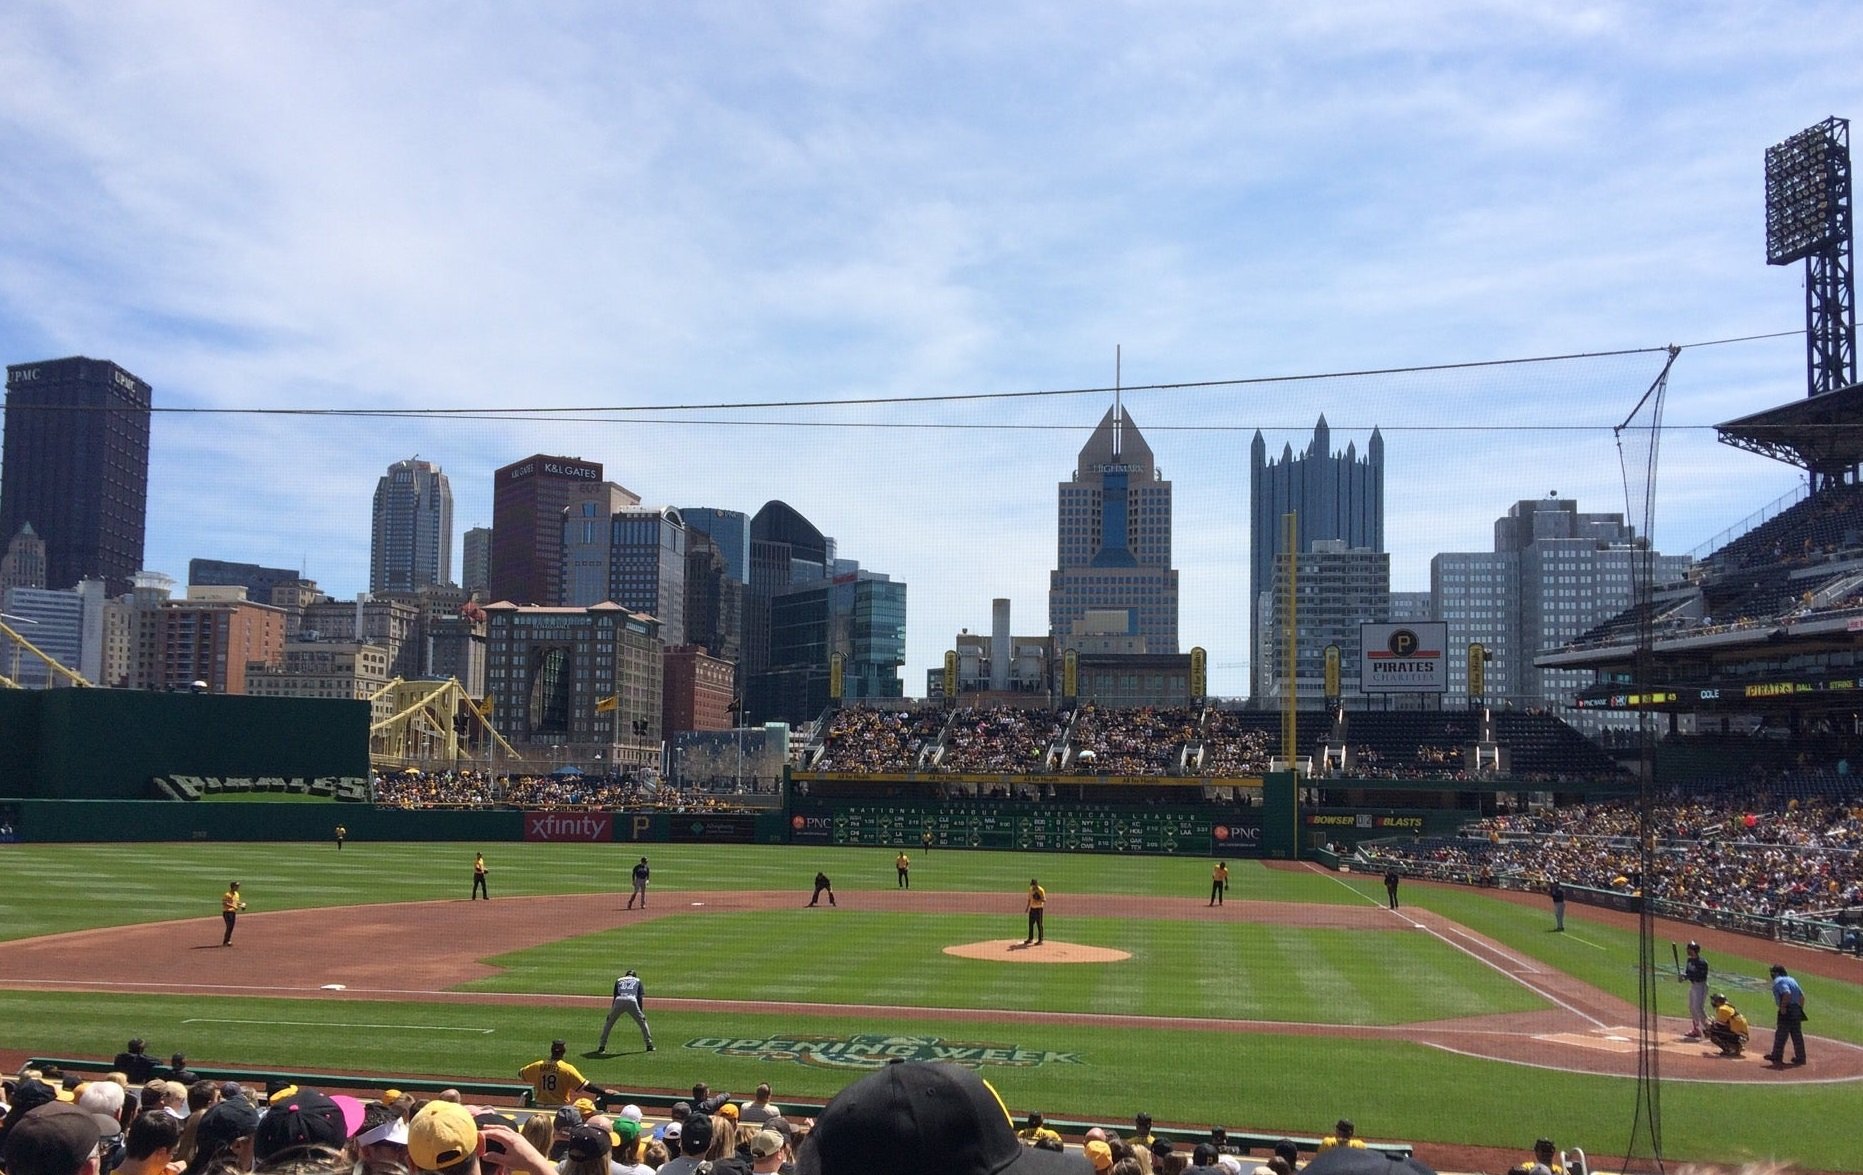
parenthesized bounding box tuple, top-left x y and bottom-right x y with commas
(1, 357, 152, 596)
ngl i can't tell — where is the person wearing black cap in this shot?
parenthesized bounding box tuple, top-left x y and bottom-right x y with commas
(807, 872, 836, 908)
(795, 1062, 1087, 1174)
(1706, 992, 1750, 1057)
(1185, 1143, 1226, 1175)
(112, 1042, 157, 1087)
(1764, 963, 1808, 1066)
(657, 1108, 713, 1175)
(180, 1096, 259, 1175)
(2, 1102, 125, 1175)
(1317, 1121, 1364, 1154)
(519, 1041, 603, 1109)
(1022, 879, 1045, 946)
(1273, 1138, 1302, 1170)
(1679, 942, 1709, 1039)
(1016, 1113, 1060, 1147)
(220, 883, 245, 947)
(1548, 879, 1565, 932)
(254, 1090, 351, 1165)
(628, 858, 649, 910)
(1129, 1114, 1156, 1150)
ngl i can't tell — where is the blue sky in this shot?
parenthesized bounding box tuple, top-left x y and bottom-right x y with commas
(2, 2, 1860, 697)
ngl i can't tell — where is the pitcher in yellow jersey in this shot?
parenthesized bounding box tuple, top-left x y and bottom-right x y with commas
(1022, 879, 1045, 945)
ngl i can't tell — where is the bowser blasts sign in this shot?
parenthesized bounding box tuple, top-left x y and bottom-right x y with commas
(1359, 623, 1448, 694)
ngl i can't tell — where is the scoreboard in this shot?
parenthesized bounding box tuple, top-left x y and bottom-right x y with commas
(801, 801, 1260, 855)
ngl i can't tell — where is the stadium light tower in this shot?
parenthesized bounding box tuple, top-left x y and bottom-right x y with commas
(1766, 117, 1855, 400)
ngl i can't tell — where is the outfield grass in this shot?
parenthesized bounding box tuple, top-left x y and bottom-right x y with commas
(2, 842, 1859, 1170)
(0, 842, 1356, 940)
(465, 911, 1546, 1024)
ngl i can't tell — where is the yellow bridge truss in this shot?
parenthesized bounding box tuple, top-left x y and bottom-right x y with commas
(0, 618, 94, 689)
(367, 677, 522, 770)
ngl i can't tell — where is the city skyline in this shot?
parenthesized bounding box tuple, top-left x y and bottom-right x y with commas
(1, 6, 1857, 698)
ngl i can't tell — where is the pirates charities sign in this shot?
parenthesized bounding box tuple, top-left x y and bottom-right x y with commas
(683, 1033, 1083, 1071)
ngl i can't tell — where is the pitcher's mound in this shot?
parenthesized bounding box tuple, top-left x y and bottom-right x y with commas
(943, 939, 1131, 963)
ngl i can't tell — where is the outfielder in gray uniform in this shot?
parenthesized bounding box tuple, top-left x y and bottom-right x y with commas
(597, 969, 654, 1054)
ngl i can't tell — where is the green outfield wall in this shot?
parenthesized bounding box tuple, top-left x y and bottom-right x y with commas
(0, 690, 368, 800)
(0, 801, 794, 844)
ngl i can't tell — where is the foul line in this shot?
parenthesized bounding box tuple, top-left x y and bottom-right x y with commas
(1307, 864, 1609, 1030)
(182, 1017, 493, 1034)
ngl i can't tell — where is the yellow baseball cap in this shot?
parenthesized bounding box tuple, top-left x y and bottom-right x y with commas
(409, 1102, 479, 1170)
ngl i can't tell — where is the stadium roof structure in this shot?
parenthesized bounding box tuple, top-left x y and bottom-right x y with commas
(1716, 380, 1863, 478)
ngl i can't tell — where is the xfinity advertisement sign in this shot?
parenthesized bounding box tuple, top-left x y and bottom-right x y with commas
(1360, 623, 1448, 694)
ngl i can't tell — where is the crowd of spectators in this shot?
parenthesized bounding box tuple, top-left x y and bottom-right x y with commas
(1191, 714, 1272, 777)
(1361, 780, 1863, 926)
(937, 707, 1070, 774)
(368, 772, 758, 814)
(1064, 706, 1201, 776)
(811, 705, 948, 772)
(0, 1055, 1475, 1175)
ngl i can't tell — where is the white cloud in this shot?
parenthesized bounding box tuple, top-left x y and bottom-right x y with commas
(2, 1, 1861, 697)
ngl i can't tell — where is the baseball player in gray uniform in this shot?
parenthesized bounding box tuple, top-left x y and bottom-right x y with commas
(597, 968, 654, 1054)
(628, 857, 650, 909)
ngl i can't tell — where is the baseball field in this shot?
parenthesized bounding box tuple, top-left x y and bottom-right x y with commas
(1, 840, 1859, 1171)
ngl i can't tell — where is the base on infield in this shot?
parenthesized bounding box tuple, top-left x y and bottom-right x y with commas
(942, 939, 1131, 963)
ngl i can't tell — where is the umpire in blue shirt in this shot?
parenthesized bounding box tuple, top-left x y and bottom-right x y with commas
(1763, 963, 1807, 1066)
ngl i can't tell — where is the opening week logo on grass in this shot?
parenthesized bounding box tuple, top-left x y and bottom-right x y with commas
(683, 1033, 1085, 1070)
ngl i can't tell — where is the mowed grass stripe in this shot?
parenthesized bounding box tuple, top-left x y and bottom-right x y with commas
(0, 988, 1852, 1172)
(464, 912, 1546, 1025)
(0, 844, 1359, 941)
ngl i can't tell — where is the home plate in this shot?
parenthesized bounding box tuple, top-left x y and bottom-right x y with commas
(1542, 1028, 1639, 1053)
(320, 984, 347, 991)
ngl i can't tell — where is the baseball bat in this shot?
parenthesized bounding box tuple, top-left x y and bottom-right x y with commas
(1670, 941, 1682, 978)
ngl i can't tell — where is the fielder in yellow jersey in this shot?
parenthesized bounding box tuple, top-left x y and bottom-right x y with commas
(1022, 879, 1045, 945)
(518, 1039, 601, 1107)
(221, 881, 245, 946)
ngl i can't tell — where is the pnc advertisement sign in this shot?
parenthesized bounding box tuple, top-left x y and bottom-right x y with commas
(1359, 622, 1448, 694)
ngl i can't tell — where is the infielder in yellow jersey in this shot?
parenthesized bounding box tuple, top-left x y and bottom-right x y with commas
(1022, 878, 1045, 945)
(895, 851, 910, 888)
(519, 1040, 604, 1107)
(221, 881, 246, 946)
